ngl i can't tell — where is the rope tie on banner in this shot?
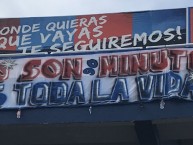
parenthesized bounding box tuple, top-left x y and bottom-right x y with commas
(160, 99, 165, 110)
(16, 108, 21, 119)
(89, 106, 92, 115)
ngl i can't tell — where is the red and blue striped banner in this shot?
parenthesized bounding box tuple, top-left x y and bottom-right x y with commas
(0, 8, 188, 54)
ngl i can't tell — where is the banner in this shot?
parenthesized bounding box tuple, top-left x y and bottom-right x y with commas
(0, 8, 193, 109)
(0, 8, 187, 54)
(0, 47, 192, 108)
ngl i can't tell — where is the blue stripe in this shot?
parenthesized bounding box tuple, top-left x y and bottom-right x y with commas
(19, 16, 76, 51)
(133, 8, 186, 35)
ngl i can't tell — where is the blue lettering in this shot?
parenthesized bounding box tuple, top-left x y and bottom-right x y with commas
(136, 75, 156, 101)
(154, 74, 165, 98)
(0, 84, 6, 106)
(67, 81, 85, 104)
(14, 83, 32, 105)
(111, 78, 129, 101)
(49, 82, 68, 105)
(180, 75, 193, 99)
(165, 71, 182, 97)
(30, 82, 49, 106)
(91, 79, 111, 102)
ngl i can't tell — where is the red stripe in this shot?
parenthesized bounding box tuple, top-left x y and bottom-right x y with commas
(0, 18, 20, 51)
(74, 13, 132, 44)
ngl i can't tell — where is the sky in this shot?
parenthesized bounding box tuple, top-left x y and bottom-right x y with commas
(0, 0, 193, 18)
